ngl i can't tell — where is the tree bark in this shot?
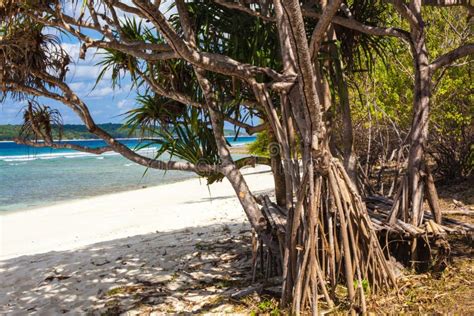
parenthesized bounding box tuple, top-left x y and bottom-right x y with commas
(391, 0, 437, 228)
(327, 30, 358, 187)
(425, 168, 442, 224)
(176, 0, 268, 232)
(269, 130, 288, 207)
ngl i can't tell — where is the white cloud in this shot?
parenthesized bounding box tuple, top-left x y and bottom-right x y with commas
(86, 86, 115, 98)
(61, 43, 81, 61)
(70, 65, 110, 80)
(117, 99, 129, 109)
(69, 81, 88, 91)
(69, 81, 133, 99)
(117, 99, 136, 112)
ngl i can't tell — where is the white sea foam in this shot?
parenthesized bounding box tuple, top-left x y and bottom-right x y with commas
(0, 147, 159, 162)
(3, 157, 38, 162)
(0, 137, 252, 162)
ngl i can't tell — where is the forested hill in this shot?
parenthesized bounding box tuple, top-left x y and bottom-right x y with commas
(0, 124, 130, 141)
(0, 124, 246, 141)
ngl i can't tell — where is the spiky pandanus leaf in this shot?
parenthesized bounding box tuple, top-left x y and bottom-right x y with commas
(124, 94, 187, 135)
(157, 110, 223, 180)
(335, 0, 392, 72)
(95, 17, 164, 89)
(0, 19, 70, 100)
(126, 101, 222, 181)
(167, 1, 278, 136)
(20, 99, 63, 141)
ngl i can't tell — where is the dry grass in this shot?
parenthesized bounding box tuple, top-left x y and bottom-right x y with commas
(228, 235, 473, 314)
(99, 177, 473, 315)
(229, 180, 474, 315)
(367, 237, 473, 314)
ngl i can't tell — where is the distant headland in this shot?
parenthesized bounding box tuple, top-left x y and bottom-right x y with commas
(0, 124, 248, 141)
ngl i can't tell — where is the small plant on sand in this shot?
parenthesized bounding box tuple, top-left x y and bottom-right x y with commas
(254, 297, 281, 315)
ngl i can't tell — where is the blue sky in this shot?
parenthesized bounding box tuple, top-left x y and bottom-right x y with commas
(0, 2, 255, 131)
(0, 38, 138, 125)
(0, 1, 154, 125)
(0, 41, 249, 129)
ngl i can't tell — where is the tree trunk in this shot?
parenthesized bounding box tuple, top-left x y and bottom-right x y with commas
(269, 130, 288, 207)
(270, 2, 397, 313)
(407, 46, 431, 226)
(176, 0, 268, 233)
(425, 167, 442, 224)
(327, 31, 357, 187)
(390, 0, 443, 231)
(339, 78, 357, 185)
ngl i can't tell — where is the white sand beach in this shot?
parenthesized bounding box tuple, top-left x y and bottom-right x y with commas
(0, 165, 275, 314)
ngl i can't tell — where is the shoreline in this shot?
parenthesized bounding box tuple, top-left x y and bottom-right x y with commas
(0, 139, 252, 159)
(0, 145, 253, 214)
(0, 165, 273, 260)
(0, 136, 254, 143)
(0, 173, 198, 215)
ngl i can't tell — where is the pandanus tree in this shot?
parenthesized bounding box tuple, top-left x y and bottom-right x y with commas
(1, 0, 472, 313)
(386, 2, 473, 232)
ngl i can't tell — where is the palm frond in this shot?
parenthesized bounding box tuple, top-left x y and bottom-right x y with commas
(20, 99, 63, 141)
(0, 17, 70, 100)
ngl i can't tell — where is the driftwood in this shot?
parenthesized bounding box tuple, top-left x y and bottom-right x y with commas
(258, 190, 472, 296)
(258, 160, 397, 313)
(441, 210, 474, 216)
(365, 195, 473, 237)
(262, 194, 472, 251)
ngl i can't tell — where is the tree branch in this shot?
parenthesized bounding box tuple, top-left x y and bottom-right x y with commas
(213, 0, 275, 21)
(207, 2, 411, 42)
(422, 0, 473, 7)
(5, 78, 217, 174)
(14, 138, 113, 155)
(280, 0, 323, 138)
(26, 11, 177, 62)
(131, 0, 285, 82)
(391, 0, 420, 29)
(302, 9, 410, 41)
(175, 0, 268, 232)
(224, 117, 267, 135)
(309, 0, 344, 57)
(430, 43, 474, 71)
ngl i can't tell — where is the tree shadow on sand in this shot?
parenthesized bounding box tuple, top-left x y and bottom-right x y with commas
(1, 223, 259, 314)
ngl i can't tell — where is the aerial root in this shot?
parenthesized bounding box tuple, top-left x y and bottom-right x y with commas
(277, 160, 398, 314)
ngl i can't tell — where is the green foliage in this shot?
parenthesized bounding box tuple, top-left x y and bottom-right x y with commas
(0, 123, 134, 141)
(20, 100, 63, 141)
(423, 7, 472, 180)
(129, 104, 222, 180)
(0, 123, 241, 141)
(333, 0, 392, 72)
(124, 94, 186, 135)
(252, 298, 281, 315)
(185, 1, 281, 71)
(152, 109, 221, 171)
(95, 17, 163, 89)
(355, 278, 371, 295)
(0, 125, 21, 140)
(344, 7, 472, 182)
(168, 1, 278, 129)
(247, 131, 270, 157)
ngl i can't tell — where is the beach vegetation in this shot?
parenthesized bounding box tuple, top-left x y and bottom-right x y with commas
(1, 0, 473, 314)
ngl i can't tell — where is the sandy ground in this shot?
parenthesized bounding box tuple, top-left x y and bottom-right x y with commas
(0, 165, 274, 314)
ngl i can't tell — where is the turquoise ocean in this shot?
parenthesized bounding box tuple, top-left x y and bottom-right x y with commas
(0, 136, 256, 212)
